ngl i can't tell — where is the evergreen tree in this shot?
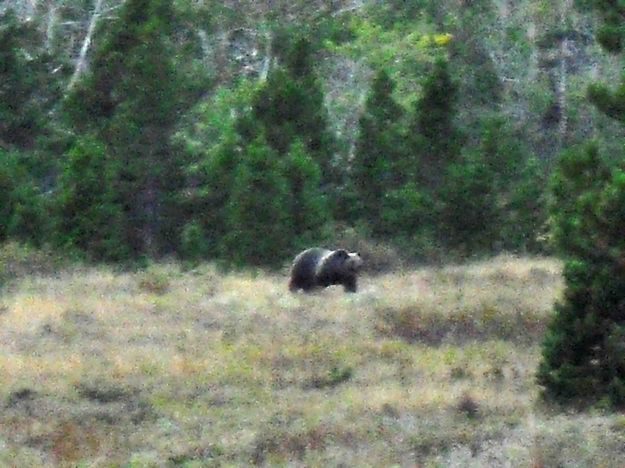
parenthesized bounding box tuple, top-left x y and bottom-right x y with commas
(438, 150, 498, 255)
(537, 1, 625, 408)
(586, 2, 625, 123)
(380, 182, 434, 258)
(537, 144, 625, 406)
(410, 57, 461, 189)
(0, 149, 47, 245)
(502, 157, 547, 253)
(220, 136, 293, 268)
(180, 126, 243, 260)
(252, 38, 336, 178)
(477, 118, 547, 253)
(55, 136, 128, 261)
(282, 139, 329, 250)
(0, 10, 51, 151)
(64, 0, 186, 258)
(351, 69, 407, 233)
(174, 81, 257, 260)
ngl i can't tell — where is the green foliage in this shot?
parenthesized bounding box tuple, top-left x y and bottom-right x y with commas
(304, 365, 354, 390)
(448, 0, 503, 112)
(175, 82, 256, 260)
(0, 10, 55, 151)
(548, 143, 611, 258)
(282, 140, 329, 250)
(379, 183, 436, 258)
(502, 157, 548, 253)
(64, 0, 188, 257)
(0, 150, 47, 245)
(0, 0, 569, 267)
(584, 1, 625, 123)
(54, 136, 128, 262)
(411, 57, 462, 188)
(182, 38, 336, 268)
(438, 150, 499, 255)
(179, 221, 210, 262)
(351, 69, 407, 229)
(220, 136, 293, 268)
(588, 1, 625, 54)
(183, 128, 242, 259)
(252, 38, 336, 176)
(479, 118, 547, 253)
(538, 144, 625, 408)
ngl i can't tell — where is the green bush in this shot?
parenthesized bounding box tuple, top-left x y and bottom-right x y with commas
(137, 267, 171, 295)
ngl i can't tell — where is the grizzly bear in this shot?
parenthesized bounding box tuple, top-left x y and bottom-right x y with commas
(288, 248, 363, 293)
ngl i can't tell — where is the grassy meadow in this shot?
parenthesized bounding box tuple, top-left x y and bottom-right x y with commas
(2, 255, 625, 466)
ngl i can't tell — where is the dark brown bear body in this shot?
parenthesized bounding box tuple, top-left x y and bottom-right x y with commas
(288, 248, 363, 293)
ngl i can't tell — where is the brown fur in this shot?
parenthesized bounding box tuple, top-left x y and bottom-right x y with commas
(288, 248, 363, 293)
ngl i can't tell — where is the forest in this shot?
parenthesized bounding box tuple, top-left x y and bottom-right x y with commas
(2, 0, 623, 267)
(5, 0, 625, 464)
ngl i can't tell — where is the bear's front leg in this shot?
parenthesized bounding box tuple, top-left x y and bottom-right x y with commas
(343, 277, 357, 293)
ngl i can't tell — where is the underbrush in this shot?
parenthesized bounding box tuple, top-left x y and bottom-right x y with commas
(2, 254, 624, 466)
(0, 242, 69, 286)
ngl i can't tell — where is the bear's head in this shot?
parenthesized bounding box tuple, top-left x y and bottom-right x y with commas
(333, 249, 363, 274)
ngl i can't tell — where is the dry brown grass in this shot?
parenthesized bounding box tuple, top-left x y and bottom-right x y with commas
(1, 255, 625, 466)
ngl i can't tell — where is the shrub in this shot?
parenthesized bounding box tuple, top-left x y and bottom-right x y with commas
(0, 242, 66, 285)
(137, 267, 171, 295)
(303, 365, 353, 390)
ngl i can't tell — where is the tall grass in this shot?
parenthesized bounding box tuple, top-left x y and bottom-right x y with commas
(1, 255, 624, 466)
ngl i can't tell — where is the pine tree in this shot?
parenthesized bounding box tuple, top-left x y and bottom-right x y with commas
(64, 0, 186, 258)
(537, 2, 625, 408)
(180, 126, 243, 260)
(282, 140, 329, 250)
(502, 157, 547, 253)
(0, 10, 50, 151)
(477, 118, 547, 253)
(380, 182, 434, 257)
(537, 144, 625, 406)
(438, 150, 498, 255)
(55, 136, 128, 261)
(351, 69, 407, 233)
(586, 2, 625, 123)
(252, 37, 336, 178)
(410, 57, 461, 189)
(0, 149, 47, 246)
(220, 136, 293, 268)
(206, 37, 335, 267)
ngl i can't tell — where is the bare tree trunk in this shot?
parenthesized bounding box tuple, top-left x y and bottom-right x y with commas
(558, 37, 569, 148)
(141, 182, 158, 257)
(67, 0, 104, 92)
(259, 30, 272, 82)
(557, 0, 573, 149)
(44, 0, 57, 52)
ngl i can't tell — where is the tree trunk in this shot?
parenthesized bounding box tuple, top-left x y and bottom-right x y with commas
(557, 0, 573, 149)
(67, 0, 104, 92)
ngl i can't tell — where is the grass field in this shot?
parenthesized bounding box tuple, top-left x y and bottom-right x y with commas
(2, 255, 625, 466)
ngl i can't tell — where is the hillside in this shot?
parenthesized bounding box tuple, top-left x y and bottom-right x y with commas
(2, 0, 624, 264)
(2, 257, 625, 466)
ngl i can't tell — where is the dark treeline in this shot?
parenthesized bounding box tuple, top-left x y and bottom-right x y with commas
(0, 0, 618, 268)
